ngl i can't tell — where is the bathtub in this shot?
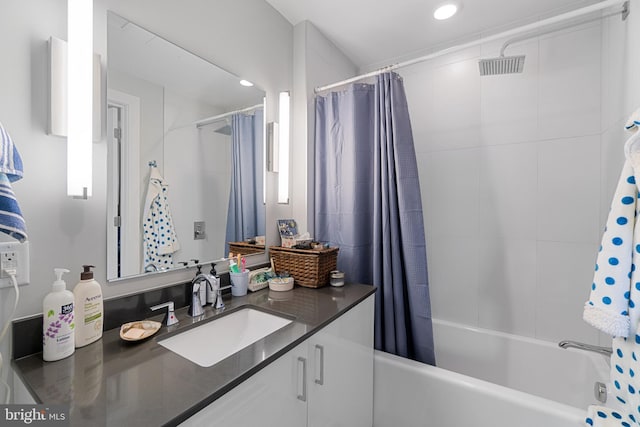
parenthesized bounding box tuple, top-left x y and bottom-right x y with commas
(373, 319, 610, 427)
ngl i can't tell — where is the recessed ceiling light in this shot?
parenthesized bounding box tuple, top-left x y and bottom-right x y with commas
(239, 79, 254, 87)
(433, 3, 459, 20)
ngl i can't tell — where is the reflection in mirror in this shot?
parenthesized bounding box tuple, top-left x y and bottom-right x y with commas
(106, 12, 266, 281)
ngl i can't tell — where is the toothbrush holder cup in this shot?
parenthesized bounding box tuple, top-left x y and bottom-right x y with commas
(230, 271, 250, 296)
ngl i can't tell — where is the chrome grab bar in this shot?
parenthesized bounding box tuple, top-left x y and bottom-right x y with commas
(558, 340, 612, 356)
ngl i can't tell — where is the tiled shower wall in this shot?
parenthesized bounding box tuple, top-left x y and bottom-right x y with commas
(404, 17, 628, 347)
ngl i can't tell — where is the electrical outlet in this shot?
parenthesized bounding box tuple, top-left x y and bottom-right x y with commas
(0, 241, 30, 288)
(1, 251, 18, 276)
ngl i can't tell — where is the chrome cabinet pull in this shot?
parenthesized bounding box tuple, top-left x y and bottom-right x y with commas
(297, 356, 307, 402)
(314, 344, 324, 385)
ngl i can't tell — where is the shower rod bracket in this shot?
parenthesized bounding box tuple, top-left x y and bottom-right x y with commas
(622, 1, 630, 20)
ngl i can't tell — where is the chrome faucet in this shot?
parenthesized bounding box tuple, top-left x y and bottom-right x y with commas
(189, 270, 210, 317)
(150, 301, 179, 326)
(203, 263, 230, 310)
(213, 282, 232, 310)
(558, 340, 612, 356)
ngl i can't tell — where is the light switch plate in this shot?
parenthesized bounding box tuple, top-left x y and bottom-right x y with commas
(194, 221, 206, 240)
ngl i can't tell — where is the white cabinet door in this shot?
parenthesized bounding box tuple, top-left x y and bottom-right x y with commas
(182, 342, 307, 427)
(307, 294, 375, 427)
(183, 294, 375, 427)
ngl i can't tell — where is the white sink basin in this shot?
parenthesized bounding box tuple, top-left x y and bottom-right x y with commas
(158, 307, 293, 367)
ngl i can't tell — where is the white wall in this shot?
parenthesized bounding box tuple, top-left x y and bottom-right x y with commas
(291, 21, 357, 235)
(163, 88, 231, 264)
(402, 17, 634, 347)
(0, 0, 291, 402)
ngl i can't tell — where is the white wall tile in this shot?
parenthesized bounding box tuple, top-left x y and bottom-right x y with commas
(418, 149, 480, 239)
(426, 57, 482, 151)
(477, 238, 537, 336)
(480, 39, 539, 146)
(600, 15, 628, 132)
(478, 143, 538, 239)
(427, 236, 479, 326)
(600, 126, 627, 237)
(537, 135, 601, 243)
(536, 241, 601, 344)
(411, 19, 620, 347)
(539, 24, 602, 140)
(403, 63, 435, 152)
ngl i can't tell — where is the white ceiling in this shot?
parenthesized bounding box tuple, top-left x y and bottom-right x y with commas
(265, 0, 601, 70)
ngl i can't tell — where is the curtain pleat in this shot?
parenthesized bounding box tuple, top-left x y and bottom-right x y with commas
(314, 72, 435, 365)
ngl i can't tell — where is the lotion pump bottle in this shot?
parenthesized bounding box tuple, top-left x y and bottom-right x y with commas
(73, 265, 104, 348)
(43, 268, 75, 361)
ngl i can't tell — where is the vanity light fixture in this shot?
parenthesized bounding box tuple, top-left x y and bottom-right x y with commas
(433, 3, 459, 20)
(67, 0, 93, 198)
(277, 91, 290, 204)
(240, 79, 254, 87)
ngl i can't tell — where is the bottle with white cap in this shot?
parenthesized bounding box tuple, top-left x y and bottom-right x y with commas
(42, 268, 75, 361)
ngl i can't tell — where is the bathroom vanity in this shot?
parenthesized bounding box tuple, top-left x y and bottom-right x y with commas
(12, 283, 375, 427)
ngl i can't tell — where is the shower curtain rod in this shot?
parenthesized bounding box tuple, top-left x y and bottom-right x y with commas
(195, 103, 263, 129)
(314, 0, 629, 93)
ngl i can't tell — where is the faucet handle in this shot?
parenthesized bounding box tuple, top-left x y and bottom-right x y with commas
(151, 301, 179, 326)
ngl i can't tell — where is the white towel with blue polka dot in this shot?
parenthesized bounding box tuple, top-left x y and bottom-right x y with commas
(584, 130, 640, 338)
(142, 167, 180, 271)
(625, 107, 640, 132)
(585, 339, 640, 427)
(0, 122, 26, 242)
(586, 403, 637, 426)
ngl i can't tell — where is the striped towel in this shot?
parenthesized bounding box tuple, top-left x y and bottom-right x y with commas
(0, 122, 23, 182)
(0, 122, 26, 242)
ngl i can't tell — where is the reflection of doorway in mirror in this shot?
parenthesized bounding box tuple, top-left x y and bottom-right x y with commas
(107, 90, 141, 279)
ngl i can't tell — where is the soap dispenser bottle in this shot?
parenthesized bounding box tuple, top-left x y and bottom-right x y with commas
(73, 265, 104, 348)
(43, 268, 75, 362)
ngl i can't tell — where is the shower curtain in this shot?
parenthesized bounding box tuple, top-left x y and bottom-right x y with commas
(225, 109, 265, 252)
(315, 72, 435, 365)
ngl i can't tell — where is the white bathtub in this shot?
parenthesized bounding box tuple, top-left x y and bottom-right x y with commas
(373, 319, 610, 427)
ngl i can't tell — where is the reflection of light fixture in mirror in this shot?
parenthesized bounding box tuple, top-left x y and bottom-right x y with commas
(277, 91, 290, 204)
(239, 79, 254, 87)
(67, 0, 93, 198)
(262, 97, 267, 204)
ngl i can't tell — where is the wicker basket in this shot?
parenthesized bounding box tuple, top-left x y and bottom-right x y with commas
(228, 242, 265, 256)
(269, 246, 338, 288)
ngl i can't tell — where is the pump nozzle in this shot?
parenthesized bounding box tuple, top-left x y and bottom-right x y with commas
(54, 268, 70, 281)
(53, 268, 70, 292)
(81, 265, 95, 280)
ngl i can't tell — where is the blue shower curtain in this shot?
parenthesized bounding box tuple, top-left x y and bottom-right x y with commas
(225, 109, 265, 252)
(315, 72, 435, 365)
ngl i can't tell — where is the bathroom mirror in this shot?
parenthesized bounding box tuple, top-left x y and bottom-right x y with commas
(106, 11, 266, 281)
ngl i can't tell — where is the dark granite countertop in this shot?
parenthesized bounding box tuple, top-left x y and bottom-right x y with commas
(12, 284, 375, 427)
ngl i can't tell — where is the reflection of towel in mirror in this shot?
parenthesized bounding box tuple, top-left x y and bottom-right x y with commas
(0, 122, 26, 242)
(142, 168, 180, 271)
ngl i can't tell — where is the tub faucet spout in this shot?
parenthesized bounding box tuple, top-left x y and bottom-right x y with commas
(558, 340, 612, 356)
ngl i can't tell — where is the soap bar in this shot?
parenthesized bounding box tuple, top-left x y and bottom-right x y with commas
(123, 328, 146, 340)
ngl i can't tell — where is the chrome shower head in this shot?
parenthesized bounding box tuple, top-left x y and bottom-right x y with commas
(478, 55, 525, 76)
(213, 124, 232, 136)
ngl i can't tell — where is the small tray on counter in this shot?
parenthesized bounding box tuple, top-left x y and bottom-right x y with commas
(120, 320, 162, 342)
